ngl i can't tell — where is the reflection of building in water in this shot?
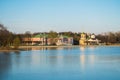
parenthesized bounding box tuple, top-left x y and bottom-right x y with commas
(31, 47, 47, 50)
(31, 51, 47, 66)
(80, 51, 95, 70)
(89, 55, 95, 65)
(80, 46, 85, 52)
(22, 47, 66, 51)
(89, 46, 95, 51)
(80, 54, 85, 70)
(80, 46, 85, 70)
(32, 53, 40, 65)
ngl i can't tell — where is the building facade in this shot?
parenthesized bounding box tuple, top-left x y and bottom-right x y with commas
(22, 34, 48, 45)
(56, 35, 73, 46)
(79, 33, 100, 45)
(23, 34, 73, 46)
(79, 33, 87, 45)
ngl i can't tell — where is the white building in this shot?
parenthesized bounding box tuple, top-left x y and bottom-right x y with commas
(56, 35, 73, 46)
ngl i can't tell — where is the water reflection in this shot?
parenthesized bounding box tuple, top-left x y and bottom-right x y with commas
(80, 54, 85, 70)
(21, 46, 75, 51)
(31, 52, 41, 65)
(0, 46, 120, 80)
(80, 46, 86, 52)
(79, 46, 95, 70)
(89, 55, 95, 66)
(0, 52, 12, 80)
(80, 46, 85, 70)
(89, 46, 96, 51)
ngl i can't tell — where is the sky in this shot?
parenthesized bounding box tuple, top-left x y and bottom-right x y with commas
(0, 0, 120, 34)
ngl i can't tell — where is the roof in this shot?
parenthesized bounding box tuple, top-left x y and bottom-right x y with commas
(81, 32, 86, 34)
(59, 35, 72, 38)
(33, 34, 48, 38)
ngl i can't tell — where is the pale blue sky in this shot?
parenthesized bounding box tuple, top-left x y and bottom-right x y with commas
(0, 0, 120, 33)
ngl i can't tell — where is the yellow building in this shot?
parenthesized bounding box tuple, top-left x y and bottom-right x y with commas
(79, 33, 87, 45)
(79, 33, 100, 45)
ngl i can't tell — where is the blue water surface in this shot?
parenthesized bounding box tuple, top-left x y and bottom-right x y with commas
(0, 46, 120, 80)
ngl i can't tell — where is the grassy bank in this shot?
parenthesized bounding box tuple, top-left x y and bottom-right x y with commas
(0, 46, 19, 52)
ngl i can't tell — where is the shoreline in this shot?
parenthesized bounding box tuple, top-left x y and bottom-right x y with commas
(18, 45, 79, 48)
(0, 50, 19, 52)
(18, 44, 120, 48)
(0, 44, 120, 52)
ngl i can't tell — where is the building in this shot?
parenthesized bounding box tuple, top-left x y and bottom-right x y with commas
(56, 35, 73, 46)
(79, 33, 100, 45)
(79, 33, 87, 45)
(87, 34, 100, 45)
(22, 34, 73, 46)
(22, 34, 48, 45)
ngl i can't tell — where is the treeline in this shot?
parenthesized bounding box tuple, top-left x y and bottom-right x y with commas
(0, 23, 120, 48)
(96, 32, 120, 44)
(0, 24, 20, 49)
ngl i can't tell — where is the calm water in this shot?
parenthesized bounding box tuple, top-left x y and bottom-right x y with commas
(0, 46, 120, 80)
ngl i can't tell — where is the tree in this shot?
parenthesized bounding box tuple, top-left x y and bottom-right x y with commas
(0, 24, 7, 31)
(0, 24, 14, 47)
(13, 36, 21, 49)
(96, 34, 105, 43)
(24, 31, 31, 38)
(48, 31, 58, 38)
(108, 32, 116, 43)
(115, 32, 120, 43)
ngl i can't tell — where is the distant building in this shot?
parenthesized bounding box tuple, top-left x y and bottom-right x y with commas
(79, 33, 87, 45)
(87, 34, 100, 45)
(56, 35, 73, 46)
(79, 33, 100, 45)
(22, 34, 73, 46)
(22, 34, 48, 45)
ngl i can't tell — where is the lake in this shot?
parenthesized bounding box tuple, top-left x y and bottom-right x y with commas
(0, 46, 120, 80)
